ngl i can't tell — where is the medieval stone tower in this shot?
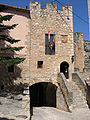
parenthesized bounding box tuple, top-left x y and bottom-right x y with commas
(29, 1, 74, 85)
(29, 1, 74, 110)
(0, 1, 88, 115)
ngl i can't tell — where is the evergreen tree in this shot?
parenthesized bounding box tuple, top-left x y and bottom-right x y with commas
(0, 5, 25, 66)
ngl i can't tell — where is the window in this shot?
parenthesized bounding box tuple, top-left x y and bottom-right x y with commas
(61, 35, 68, 43)
(1, 85, 4, 90)
(8, 65, 14, 72)
(45, 34, 55, 55)
(37, 61, 43, 68)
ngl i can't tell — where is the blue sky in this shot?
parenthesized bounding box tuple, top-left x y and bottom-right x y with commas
(0, 0, 89, 40)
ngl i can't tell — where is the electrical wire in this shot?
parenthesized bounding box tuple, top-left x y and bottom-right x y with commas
(53, 0, 89, 25)
(50, 0, 73, 34)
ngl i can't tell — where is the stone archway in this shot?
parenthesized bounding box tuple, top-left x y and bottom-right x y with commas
(30, 82, 57, 107)
(60, 61, 69, 79)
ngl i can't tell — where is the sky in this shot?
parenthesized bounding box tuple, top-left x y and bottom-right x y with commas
(0, 0, 89, 40)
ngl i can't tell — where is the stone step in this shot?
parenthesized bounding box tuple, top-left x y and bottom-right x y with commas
(71, 81, 88, 109)
(73, 98, 86, 102)
(73, 104, 88, 109)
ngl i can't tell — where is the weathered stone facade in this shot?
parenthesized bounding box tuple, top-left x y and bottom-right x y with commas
(74, 32, 84, 72)
(0, 1, 89, 115)
(29, 1, 74, 85)
(84, 40, 90, 67)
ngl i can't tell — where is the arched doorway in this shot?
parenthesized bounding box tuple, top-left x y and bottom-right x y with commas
(30, 82, 57, 107)
(60, 62, 69, 79)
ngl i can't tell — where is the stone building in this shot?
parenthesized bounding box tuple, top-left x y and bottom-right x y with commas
(0, 1, 88, 116)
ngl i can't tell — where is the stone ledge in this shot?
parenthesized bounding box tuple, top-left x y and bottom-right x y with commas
(57, 73, 73, 111)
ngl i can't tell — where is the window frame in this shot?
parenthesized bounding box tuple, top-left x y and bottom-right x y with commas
(37, 61, 43, 68)
(45, 33, 55, 55)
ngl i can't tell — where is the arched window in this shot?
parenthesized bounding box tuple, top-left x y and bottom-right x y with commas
(60, 62, 69, 79)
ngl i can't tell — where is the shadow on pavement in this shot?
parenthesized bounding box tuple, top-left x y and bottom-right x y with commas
(0, 117, 15, 120)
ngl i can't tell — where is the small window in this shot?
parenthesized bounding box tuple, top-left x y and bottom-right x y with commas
(61, 35, 68, 43)
(1, 85, 4, 90)
(45, 33, 55, 55)
(8, 65, 14, 72)
(37, 61, 43, 68)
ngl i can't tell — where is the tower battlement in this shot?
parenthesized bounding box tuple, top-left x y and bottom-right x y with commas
(30, 1, 72, 20)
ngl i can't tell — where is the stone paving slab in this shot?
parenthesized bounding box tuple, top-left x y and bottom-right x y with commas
(0, 96, 29, 120)
(32, 107, 90, 120)
(0, 97, 90, 120)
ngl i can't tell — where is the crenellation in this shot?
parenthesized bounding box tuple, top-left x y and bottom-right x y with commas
(46, 2, 57, 10)
(30, 1, 72, 25)
(30, 1, 41, 9)
(40, 8, 47, 17)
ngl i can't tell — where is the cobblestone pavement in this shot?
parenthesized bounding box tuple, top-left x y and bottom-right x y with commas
(0, 96, 90, 120)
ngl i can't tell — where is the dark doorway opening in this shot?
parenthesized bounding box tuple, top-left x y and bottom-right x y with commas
(30, 82, 56, 108)
(60, 62, 69, 79)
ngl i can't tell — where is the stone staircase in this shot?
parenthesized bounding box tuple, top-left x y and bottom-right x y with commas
(71, 81, 88, 109)
(58, 73, 89, 111)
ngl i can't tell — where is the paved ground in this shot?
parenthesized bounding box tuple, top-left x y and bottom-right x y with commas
(0, 96, 29, 120)
(0, 96, 90, 120)
(32, 107, 90, 120)
(32, 107, 72, 120)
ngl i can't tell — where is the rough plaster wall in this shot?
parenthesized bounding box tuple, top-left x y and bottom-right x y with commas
(1, 8, 29, 55)
(0, 7, 30, 85)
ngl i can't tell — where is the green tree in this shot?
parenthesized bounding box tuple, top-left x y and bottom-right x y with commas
(0, 5, 25, 66)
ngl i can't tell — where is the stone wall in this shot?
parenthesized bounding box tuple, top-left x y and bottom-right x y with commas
(74, 32, 84, 72)
(0, 1, 75, 113)
(57, 73, 73, 111)
(0, 1, 74, 87)
(29, 1, 74, 85)
(84, 40, 90, 67)
(0, 5, 31, 88)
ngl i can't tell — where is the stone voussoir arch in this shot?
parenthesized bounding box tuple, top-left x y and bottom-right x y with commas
(30, 81, 57, 107)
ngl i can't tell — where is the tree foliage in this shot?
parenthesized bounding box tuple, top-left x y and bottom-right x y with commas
(0, 5, 25, 66)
